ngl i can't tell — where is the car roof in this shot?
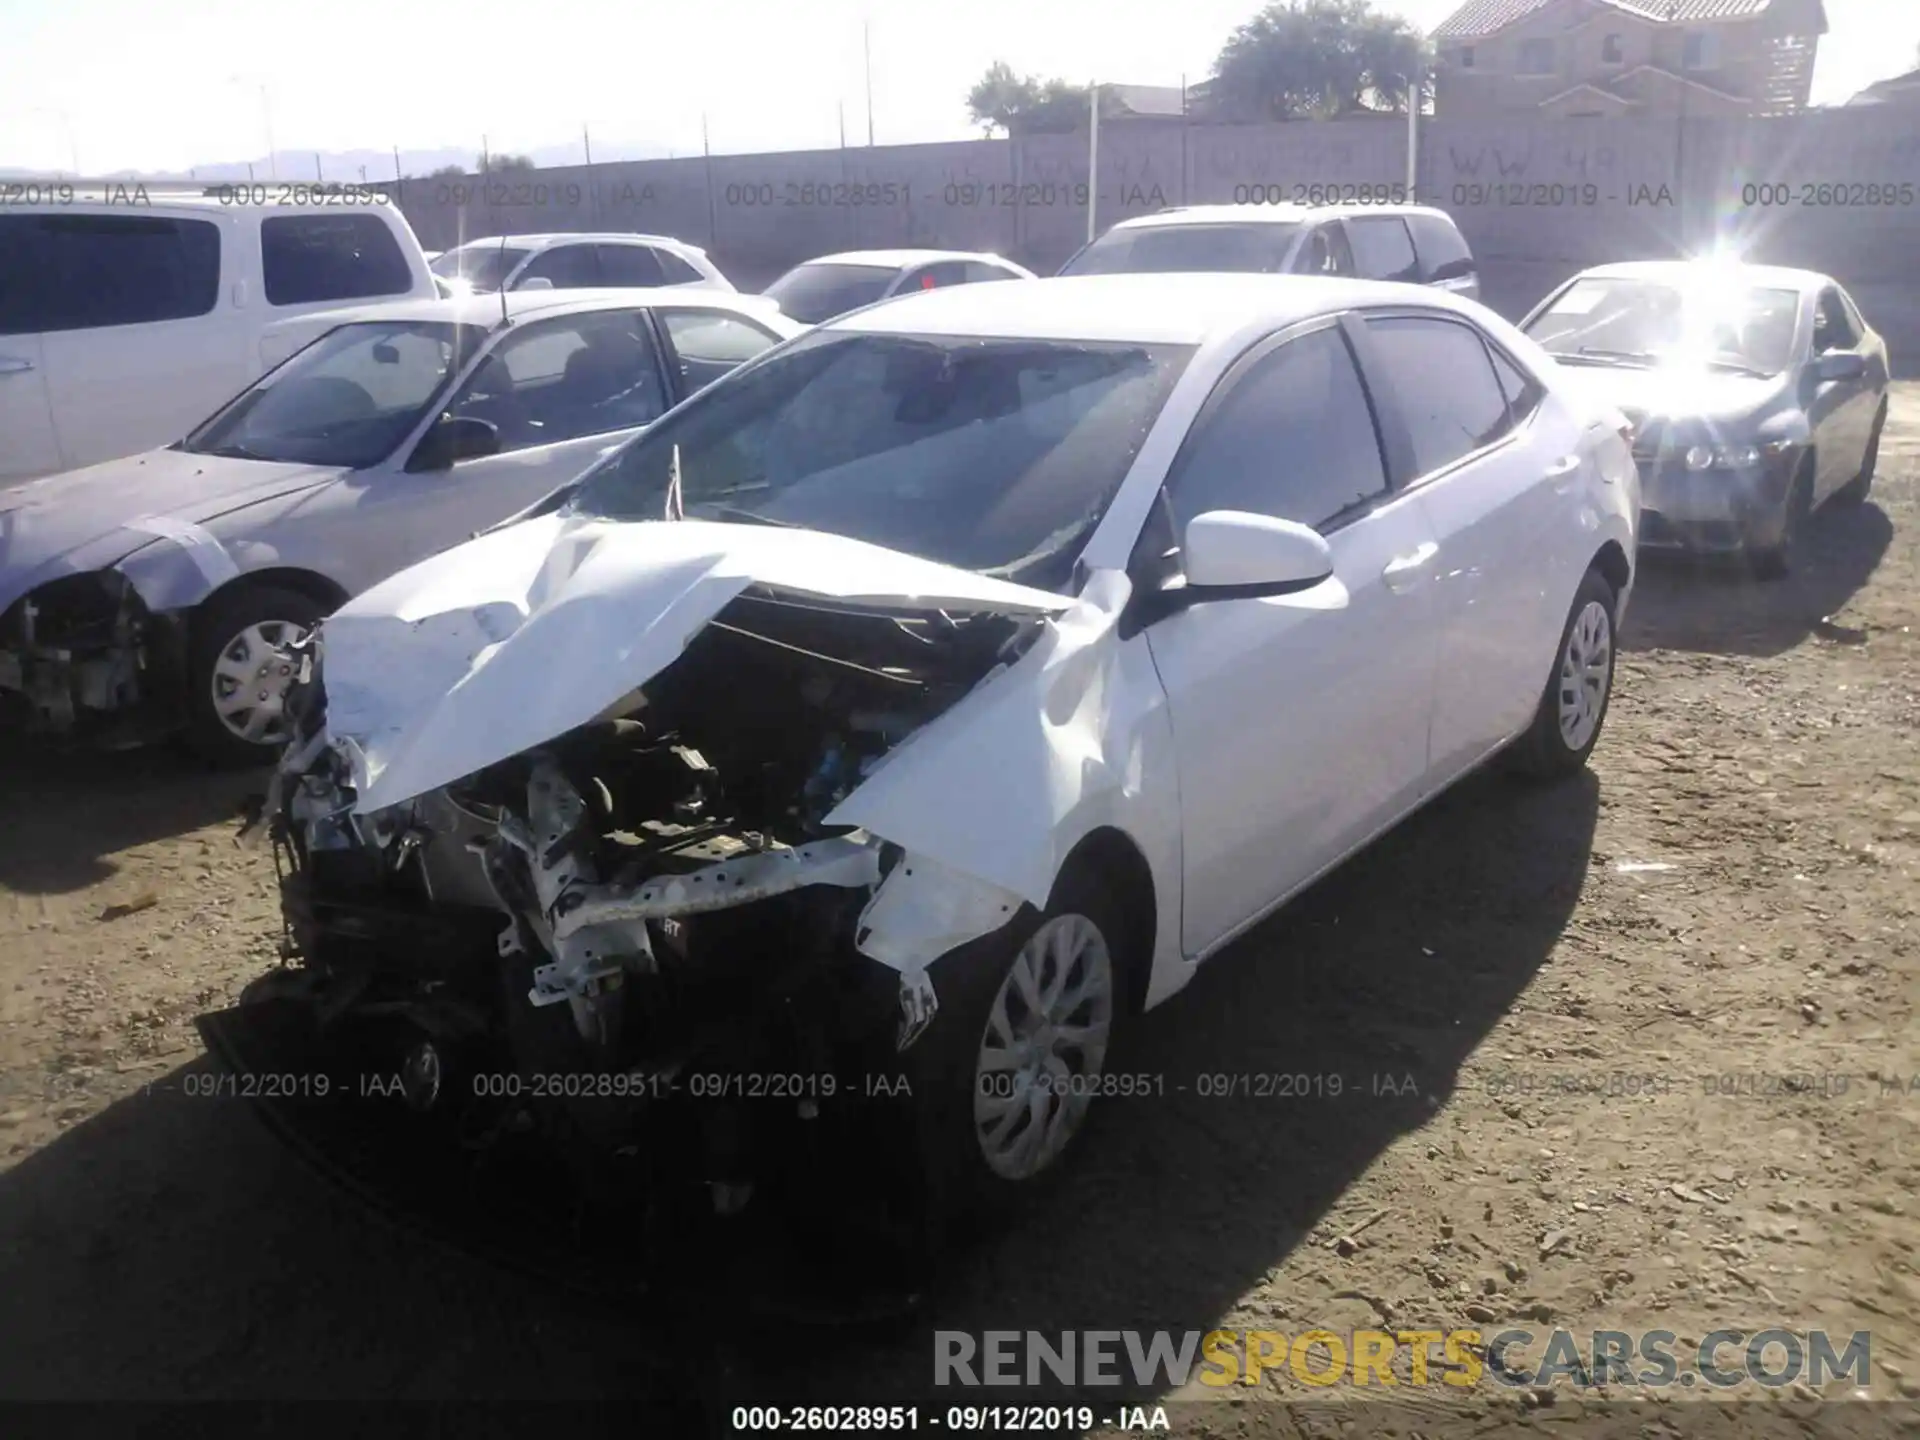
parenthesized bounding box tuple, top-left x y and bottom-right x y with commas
(826, 272, 1473, 345)
(797, 248, 1018, 269)
(263, 286, 782, 334)
(1103, 202, 1457, 231)
(1567, 259, 1833, 293)
(443, 232, 708, 255)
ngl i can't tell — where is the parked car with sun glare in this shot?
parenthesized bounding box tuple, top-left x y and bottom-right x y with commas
(212, 273, 1638, 1226)
(1520, 260, 1889, 579)
(0, 288, 800, 762)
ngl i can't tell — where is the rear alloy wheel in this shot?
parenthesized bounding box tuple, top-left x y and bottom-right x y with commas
(1834, 403, 1886, 508)
(1512, 567, 1617, 780)
(186, 585, 325, 766)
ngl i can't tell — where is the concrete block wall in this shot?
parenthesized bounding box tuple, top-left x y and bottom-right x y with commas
(390, 112, 1920, 368)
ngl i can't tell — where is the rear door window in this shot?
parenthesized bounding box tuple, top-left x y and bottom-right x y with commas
(262, 213, 413, 306)
(963, 261, 1021, 284)
(595, 244, 668, 287)
(517, 243, 603, 289)
(1346, 216, 1421, 283)
(1, 213, 221, 332)
(653, 248, 706, 284)
(657, 308, 784, 392)
(1361, 315, 1514, 477)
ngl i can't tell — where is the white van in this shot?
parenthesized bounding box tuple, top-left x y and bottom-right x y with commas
(0, 187, 438, 483)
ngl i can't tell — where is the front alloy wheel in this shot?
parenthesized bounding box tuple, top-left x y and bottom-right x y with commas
(972, 912, 1115, 1182)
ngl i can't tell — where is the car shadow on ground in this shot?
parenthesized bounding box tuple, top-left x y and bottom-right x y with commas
(0, 739, 263, 894)
(0, 761, 1599, 1412)
(772, 765, 1602, 1407)
(1620, 501, 1893, 660)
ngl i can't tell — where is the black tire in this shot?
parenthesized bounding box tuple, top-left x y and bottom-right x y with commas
(1511, 567, 1618, 781)
(1833, 402, 1886, 508)
(1749, 459, 1814, 582)
(900, 864, 1133, 1234)
(184, 584, 326, 767)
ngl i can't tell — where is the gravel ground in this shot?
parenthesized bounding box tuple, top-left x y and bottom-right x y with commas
(1, 387, 1915, 1432)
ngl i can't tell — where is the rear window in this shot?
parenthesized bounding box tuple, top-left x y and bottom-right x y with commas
(1405, 213, 1475, 283)
(0, 213, 221, 335)
(762, 262, 898, 324)
(262, 213, 414, 306)
(1059, 223, 1301, 276)
(1345, 216, 1420, 283)
(655, 249, 705, 284)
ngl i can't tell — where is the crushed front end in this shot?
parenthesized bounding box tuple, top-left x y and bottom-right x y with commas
(223, 586, 1041, 1225)
(0, 572, 182, 743)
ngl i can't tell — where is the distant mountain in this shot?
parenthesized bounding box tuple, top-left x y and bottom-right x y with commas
(2, 140, 674, 184)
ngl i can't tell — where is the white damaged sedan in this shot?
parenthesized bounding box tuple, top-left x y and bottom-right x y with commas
(234, 274, 1638, 1221)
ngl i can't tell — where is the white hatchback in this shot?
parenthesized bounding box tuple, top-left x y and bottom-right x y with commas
(240, 273, 1639, 1215)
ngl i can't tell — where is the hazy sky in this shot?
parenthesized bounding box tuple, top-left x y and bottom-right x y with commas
(1, 0, 1913, 174)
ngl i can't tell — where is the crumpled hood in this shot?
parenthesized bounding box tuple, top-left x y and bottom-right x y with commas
(1554, 365, 1784, 429)
(323, 512, 1073, 813)
(0, 448, 338, 615)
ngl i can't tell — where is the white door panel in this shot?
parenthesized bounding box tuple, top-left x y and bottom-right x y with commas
(1149, 489, 1440, 956)
(43, 318, 251, 471)
(1418, 423, 1584, 775)
(0, 336, 61, 483)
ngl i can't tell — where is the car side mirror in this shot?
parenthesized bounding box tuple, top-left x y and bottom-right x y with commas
(407, 415, 501, 471)
(1184, 510, 1335, 591)
(1813, 350, 1865, 382)
(1127, 510, 1335, 632)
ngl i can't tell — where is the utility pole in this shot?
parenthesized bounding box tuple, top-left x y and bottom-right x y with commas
(864, 20, 875, 146)
(582, 123, 593, 167)
(1405, 72, 1420, 196)
(261, 87, 277, 179)
(1086, 82, 1100, 242)
(702, 114, 718, 247)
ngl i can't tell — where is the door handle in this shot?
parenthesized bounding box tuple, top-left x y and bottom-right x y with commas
(1382, 541, 1438, 594)
(0, 356, 34, 376)
(1545, 454, 1583, 491)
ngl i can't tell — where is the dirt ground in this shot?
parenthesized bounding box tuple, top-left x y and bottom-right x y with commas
(1, 389, 1916, 1431)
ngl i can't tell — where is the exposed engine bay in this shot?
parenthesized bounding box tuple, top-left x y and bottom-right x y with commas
(239, 585, 1043, 1218)
(0, 571, 179, 740)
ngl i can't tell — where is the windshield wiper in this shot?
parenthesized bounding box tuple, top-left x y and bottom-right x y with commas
(1570, 347, 1660, 367)
(1701, 356, 1774, 378)
(197, 442, 273, 461)
(694, 503, 804, 529)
